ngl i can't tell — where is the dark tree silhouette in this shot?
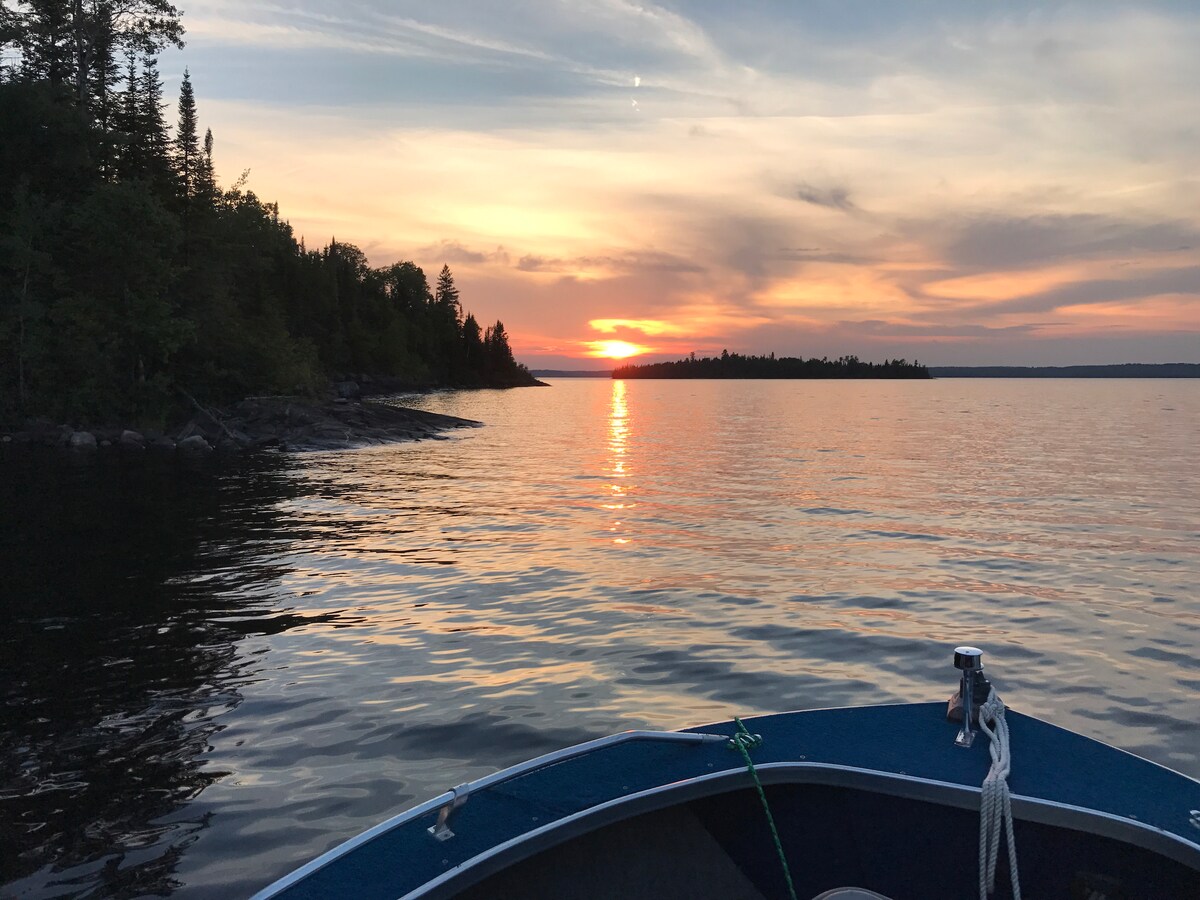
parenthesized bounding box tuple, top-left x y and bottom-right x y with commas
(435, 264, 460, 315)
(612, 351, 929, 380)
(174, 67, 198, 198)
(0, 24, 538, 427)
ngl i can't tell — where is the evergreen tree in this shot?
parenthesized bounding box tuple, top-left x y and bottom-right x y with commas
(199, 126, 215, 198)
(139, 54, 172, 192)
(174, 67, 198, 199)
(73, 0, 184, 116)
(461, 313, 483, 379)
(13, 1, 72, 88)
(484, 319, 515, 377)
(9, 1, 183, 115)
(89, 18, 122, 178)
(114, 52, 143, 180)
(435, 263, 460, 315)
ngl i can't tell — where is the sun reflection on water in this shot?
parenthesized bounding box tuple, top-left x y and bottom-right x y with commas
(606, 379, 634, 542)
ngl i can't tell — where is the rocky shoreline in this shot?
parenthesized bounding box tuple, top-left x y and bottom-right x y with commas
(0, 395, 482, 455)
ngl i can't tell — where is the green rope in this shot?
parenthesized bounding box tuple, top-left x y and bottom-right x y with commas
(729, 716, 798, 900)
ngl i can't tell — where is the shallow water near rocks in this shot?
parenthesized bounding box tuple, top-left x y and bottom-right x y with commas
(1, 378, 1197, 898)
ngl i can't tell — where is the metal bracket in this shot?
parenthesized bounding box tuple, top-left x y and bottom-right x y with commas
(427, 784, 469, 841)
(421, 731, 727, 843)
(1189, 809, 1200, 830)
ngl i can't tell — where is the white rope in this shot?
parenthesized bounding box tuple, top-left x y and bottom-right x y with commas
(978, 691, 1022, 900)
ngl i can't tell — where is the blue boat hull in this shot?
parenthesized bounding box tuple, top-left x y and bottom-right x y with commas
(253, 703, 1200, 899)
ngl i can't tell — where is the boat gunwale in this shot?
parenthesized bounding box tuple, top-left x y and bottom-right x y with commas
(248, 729, 727, 900)
(250, 704, 1200, 900)
(399, 760, 1200, 900)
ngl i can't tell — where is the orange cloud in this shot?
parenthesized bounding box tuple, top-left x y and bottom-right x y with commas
(588, 318, 689, 336)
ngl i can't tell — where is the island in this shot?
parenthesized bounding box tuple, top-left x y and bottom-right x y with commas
(612, 351, 930, 379)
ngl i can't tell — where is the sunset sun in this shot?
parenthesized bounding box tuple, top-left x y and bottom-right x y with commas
(589, 340, 648, 360)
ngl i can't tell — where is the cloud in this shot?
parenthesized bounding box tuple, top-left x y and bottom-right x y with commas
(935, 214, 1200, 272)
(419, 240, 510, 266)
(516, 251, 703, 275)
(588, 318, 689, 337)
(965, 266, 1200, 316)
(794, 181, 858, 213)
(838, 319, 1052, 339)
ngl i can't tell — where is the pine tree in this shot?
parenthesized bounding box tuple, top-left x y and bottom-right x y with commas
(90, 21, 122, 179)
(484, 319, 515, 377)
(199, 126, 215, 199)
(83, 1, 185, 115)
(461, 313, 483, 379)
(174, 67, 199, 199)
(139, 55, 172, 195)
(114, 52, 143, 180)
(435, 264, 460, 317)
(15, 1, 72, 88)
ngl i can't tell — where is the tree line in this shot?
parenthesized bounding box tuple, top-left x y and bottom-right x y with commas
(0, 1, 534, 428)
(612, 351, 930, 379)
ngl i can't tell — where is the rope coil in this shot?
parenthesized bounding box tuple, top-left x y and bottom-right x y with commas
(978, 692, 1022, 900)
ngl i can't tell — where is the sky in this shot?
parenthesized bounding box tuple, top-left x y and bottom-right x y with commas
(171, 0, 1198, 368)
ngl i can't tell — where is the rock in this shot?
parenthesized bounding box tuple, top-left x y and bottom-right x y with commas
(68, 431, 97, 450)
(1, 435, 10, 443)
(120, 430, 145, 448)
(99, 440, 111, 447)
(178, 435, 211, 454)
(148, 436, 176, 453)
(334, 380, 361, 399)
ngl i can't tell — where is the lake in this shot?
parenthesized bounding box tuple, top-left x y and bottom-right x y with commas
(1, 378, 1197, 898)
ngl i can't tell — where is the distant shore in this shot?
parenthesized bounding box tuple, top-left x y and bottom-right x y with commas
(533, 363, 1200, 379)
(928, 363, 1200, 378)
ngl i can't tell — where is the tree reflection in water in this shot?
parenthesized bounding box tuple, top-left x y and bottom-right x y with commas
(0, 451, 336, 897)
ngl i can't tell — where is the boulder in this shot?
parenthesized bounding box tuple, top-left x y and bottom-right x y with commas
(148, 436, 176, 453)
(68, 431, 97, 450)
(334, 380, 361, 399)
(178, 435, 212, 454)
(120, 430, 146, 448)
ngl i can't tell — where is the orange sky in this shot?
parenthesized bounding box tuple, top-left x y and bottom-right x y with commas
(178, 1, 1199, 367)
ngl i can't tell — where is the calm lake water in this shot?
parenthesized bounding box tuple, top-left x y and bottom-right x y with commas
(2, 378, 1198, 898)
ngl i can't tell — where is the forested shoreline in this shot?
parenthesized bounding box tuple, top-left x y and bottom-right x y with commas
(0, 2, 536, 432)
(612, 351, 930, 379)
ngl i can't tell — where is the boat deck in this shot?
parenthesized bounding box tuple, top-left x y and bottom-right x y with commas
(256, 702, 1200, 900)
